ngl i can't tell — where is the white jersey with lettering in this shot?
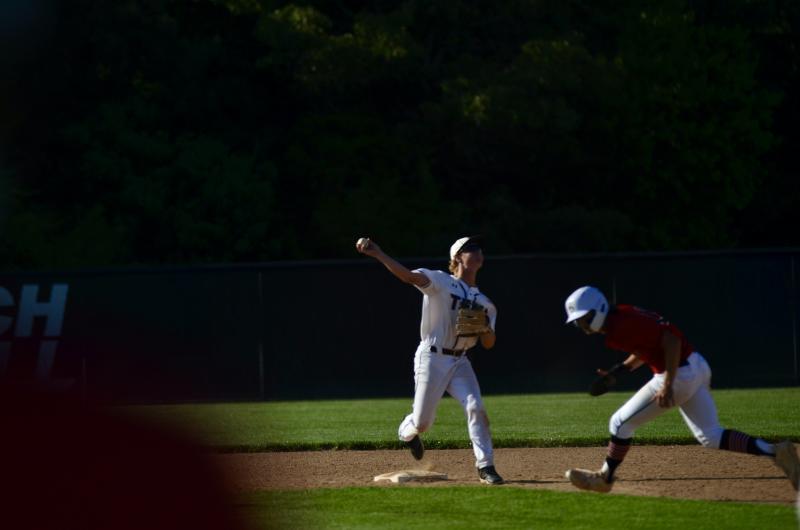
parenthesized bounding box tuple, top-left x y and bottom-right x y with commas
(413, 268, 497, 352)
(397, 267, 498, 470)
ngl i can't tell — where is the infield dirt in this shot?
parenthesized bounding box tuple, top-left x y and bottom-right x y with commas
(216, 445, 798, 504)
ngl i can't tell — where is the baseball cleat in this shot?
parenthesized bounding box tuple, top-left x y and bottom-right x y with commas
(406, 435, 424, 460)
(774, 441, 800, 491)
(565, 468, 613, 493)
(478, 465, 504, 485)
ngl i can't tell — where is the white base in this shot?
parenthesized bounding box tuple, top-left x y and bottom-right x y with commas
(373, 469, 448, 483)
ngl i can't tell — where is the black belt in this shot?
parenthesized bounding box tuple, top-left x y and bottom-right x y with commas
(429, 346, 466, 357)
(679, 358, 689, 367)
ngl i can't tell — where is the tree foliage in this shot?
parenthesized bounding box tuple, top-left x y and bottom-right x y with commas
(0, 0, 796, 269)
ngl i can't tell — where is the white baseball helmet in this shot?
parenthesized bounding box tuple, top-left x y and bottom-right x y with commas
(564, 286, 609, 332)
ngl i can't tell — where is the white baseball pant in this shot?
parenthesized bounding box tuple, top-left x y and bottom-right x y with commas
(610, 352, 725, 448)
(398, 345, 494, 469)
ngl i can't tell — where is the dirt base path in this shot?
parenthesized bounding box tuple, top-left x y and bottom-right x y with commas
(216, 445, 798, 504)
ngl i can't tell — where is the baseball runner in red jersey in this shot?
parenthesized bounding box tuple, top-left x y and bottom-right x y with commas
(563, 286, 800, 493)
(355, 235, 504, 485)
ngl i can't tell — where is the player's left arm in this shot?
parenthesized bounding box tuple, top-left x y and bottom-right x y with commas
(656, 330, 681, 407)
(597, 354, 642, 377)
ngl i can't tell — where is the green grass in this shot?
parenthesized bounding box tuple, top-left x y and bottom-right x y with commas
(237, 488, 797, 530)
(123, 387, 800, 451)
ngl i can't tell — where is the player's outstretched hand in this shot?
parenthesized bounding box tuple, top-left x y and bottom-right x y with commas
(355, 237, 381, 257)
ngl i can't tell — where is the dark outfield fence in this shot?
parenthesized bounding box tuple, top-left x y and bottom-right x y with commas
(0, 250, 798, 403)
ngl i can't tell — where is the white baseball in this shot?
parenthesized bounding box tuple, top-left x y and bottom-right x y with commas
(357, 237, 370, 250)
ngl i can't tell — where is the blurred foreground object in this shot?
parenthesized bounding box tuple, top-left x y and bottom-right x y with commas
(0, 385, 247, 530)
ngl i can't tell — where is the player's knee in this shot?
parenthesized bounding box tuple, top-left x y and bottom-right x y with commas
(609, 413, 635, 439)
(464, 402, 483, 419)
(609, 413, 623, 436)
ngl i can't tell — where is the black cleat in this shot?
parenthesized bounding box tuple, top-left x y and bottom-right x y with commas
(478, 465, 504, 485)
(406, 435, 424, 460)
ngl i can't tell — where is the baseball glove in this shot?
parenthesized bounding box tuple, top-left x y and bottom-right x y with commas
(455, 307, 491, 337)
(589, 373, 617, 396)
(588, 363, 626, 396)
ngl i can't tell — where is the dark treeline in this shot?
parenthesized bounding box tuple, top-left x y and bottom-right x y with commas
(1, 0, 798, 269)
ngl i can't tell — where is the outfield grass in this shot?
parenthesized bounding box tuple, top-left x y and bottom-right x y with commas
(124, 387, 800, 451)
(238, 487, 797, 530)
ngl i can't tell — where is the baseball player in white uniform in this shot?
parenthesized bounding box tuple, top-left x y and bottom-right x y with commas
(355, 235, 504, 484)
(562, 285, 800, 493)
